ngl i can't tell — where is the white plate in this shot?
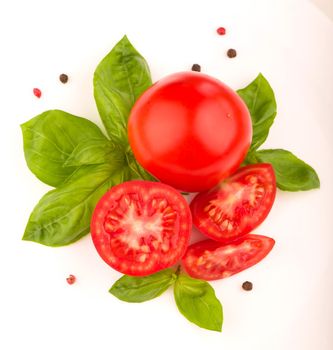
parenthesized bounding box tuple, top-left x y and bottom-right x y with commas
(0, 0, 332, 349)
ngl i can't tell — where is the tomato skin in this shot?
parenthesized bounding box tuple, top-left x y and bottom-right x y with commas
(191, 164, 276, 243)
(91, 181, 192, 276)
(182, 235, 275, 281)
(128, 72, 252, 192)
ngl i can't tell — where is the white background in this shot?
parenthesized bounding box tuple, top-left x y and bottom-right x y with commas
(0, 0, 332, 349)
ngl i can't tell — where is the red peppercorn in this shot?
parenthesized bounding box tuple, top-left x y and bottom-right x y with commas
(217, 27, 226, 35)
(33, 88, 42, 98)
(66, 274, 76, 285)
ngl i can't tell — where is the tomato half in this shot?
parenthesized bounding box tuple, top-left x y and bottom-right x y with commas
(190, 164, 276, 242)
(182, 234, 275, 281)
(128, 72, 252, 192)
(91, 181, 191, 276)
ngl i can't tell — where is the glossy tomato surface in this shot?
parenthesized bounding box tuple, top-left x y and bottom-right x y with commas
(91, 181, 191, 276)
(128, 72, 252, 192)
(191, 164, 276, 242)
(182, 234, 275, 281)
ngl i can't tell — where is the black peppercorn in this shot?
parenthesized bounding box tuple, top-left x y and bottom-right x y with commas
(59, 74, 69, 84)
(242, 281, 253, 291)
(191, 64, 201, 72)
(227, 49, 237, 58)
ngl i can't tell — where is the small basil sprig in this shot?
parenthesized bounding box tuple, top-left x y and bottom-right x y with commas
(21, 36, 154, 247)
(238, 74, 320, 191)
(110, 268, 223, 332)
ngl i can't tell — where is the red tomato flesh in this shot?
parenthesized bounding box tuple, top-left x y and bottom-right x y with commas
(91, 181, 191, 276)
(191, 164, 276, 242)
(128, 72, 252, 192)
(182, 234, 275, 281)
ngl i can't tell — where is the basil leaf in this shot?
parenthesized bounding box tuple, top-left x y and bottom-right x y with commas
(21, 110, 107, 187)
(237, 73, 277, 151)
(110, 269, 177, 303)
(125, 151, 156, 182)
(94, 35, 152, 145)
(174, 274, 223, 332)
(250, 149, 320, 191)
(64, 139, 115, 167)
(22, 164, 117, 246)
(61, 165, 105, 185)
(22, 145, 151, 247)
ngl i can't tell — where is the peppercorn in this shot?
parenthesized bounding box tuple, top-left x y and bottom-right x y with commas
(217, 27, 226, 35)
(227, 49, 237, 58)
(33, 88, 42, 98)
(242, 281, 253, 291)
(66, 274, 76, 285)
(191, 64, 201, 72)
(59, 73, 69, 84)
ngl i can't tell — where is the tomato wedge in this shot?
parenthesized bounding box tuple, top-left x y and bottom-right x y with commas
(182, 234, 275, 281)
(190, 164, 276, 242)
(91, 181, 191, 276)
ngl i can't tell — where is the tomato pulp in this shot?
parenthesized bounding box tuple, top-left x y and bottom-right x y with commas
(191, 164, 276, 242)
(128, 72, 252, 192)
(91, 181, 191, 276)
(182, 235, 275, 281)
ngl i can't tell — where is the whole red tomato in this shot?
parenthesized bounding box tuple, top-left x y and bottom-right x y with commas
(128, 72, 252, 192)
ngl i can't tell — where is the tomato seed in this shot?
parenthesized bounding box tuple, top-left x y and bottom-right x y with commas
(227, 48, 237, 58)
(33, 88, 42, 98)
(242, 281, 253, 291)
(217, 27, 226, 35)
(191, 64, 201, 72)
(59, 73, 69, 84)
(66, 274, 76, 285)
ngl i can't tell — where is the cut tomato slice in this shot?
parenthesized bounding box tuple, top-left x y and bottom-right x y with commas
(182, 234, 275, 281)
(190, 164, 276, 242)
(91, 181, 191, 276)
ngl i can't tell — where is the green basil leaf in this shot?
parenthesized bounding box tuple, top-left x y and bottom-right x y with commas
(21, 110, 108, 187)
(110, 269, 177, 303)
(94, 35, 152, 145)
(237, 73, 277, 151)
(22, 164, 117, 246)
(22, 144, 151, 247)
(125, 151, 156, 182)
(174, 274, 223, 332)
(61, 165, 105, 185)
(250, 149, 320, 191)
(64, 138, 116, 167)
